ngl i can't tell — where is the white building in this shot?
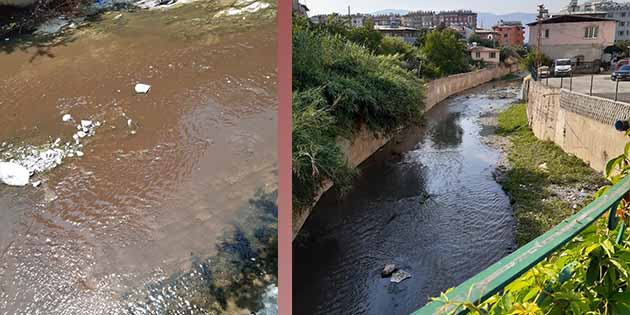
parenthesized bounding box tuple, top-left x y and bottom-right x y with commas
(563, 0, 630, 40)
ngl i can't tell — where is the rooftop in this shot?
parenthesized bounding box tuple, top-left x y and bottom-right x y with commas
(469, 45, 499, 52)
(526, 14, 615, 25)
(374, 25, 420, 31)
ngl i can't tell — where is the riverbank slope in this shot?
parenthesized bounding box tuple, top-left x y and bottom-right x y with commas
(489, 102, 605, 245)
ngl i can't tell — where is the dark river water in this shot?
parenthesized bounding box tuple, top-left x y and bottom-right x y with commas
(0, 2, 277, 314)
(294, 82, 520, 315)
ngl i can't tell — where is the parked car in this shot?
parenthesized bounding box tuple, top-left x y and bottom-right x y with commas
(553, 59, 572, 77)
(537, 66, 550, 78)
(612, 64, 630, 81)
(614, 58, 630, 71)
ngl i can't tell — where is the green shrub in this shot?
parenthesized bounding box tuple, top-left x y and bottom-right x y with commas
(420, 29, 470, 77)
(292, 21, 424, 207)
(520, 51, 552, 71)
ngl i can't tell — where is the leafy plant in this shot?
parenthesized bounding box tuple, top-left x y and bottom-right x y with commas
(420, 29, 470, 77)
(292, 18, 424, 208)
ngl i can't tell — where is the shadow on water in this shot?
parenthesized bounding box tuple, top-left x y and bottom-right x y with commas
(428, 112, 463, 149)
(127, 189, 278, 315)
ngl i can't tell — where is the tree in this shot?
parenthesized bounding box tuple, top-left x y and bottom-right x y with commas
(421, 29, 470, 76)
(414, 28, 430, 47)
(468, 33, 497, 48)
(379, 36, 414, 57)
(346, 19, 383, 52)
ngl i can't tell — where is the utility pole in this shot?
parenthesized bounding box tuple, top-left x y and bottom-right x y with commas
(348, 5, 351, 26)
(536, 4, 549, 71)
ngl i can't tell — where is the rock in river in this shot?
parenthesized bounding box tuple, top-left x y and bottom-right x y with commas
(134, 83, 151, 94)
(0, 162, 30, 186)
(381, 264, 397, 277)
(390, 269, 411, 283)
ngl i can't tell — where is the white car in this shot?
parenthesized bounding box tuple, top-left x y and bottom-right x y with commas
(553, 59, 572, 77)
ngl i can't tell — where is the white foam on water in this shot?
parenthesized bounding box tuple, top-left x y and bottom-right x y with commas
(256, 284, 277, 315)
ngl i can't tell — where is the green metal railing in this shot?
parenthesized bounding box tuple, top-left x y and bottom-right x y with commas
(411, 175, 630, 315)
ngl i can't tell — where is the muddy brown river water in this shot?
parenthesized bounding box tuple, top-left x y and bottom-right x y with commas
(0, 3, 277, 314)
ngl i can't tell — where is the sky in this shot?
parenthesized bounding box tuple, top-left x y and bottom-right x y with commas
(302, 0, 570, 16)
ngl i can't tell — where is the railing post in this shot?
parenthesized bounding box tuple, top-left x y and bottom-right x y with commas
(616, 220, 626, 244)
(615, 78, 620, 102)
(590, 74, 594, 96)
(561, 76, 564, 89)
(570, 72, 573, 91)
(608, 199, 621, 230)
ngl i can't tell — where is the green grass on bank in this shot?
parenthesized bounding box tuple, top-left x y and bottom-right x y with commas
(497, 103, 605, 245)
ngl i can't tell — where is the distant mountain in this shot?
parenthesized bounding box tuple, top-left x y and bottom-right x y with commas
(478, 12, 537, 42)
(370, 9, 409, 15)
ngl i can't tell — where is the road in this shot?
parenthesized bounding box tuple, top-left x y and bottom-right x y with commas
(544, 74, 630, 102)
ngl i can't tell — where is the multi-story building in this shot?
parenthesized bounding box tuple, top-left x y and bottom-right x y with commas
(527, 14, 616, 63)
(475, 28, 500, 43)
(309, 14, 329, 24)
(402, 11, 436, 29)
(292, 0, 309, 17)
(492, 20, 525, 46)
(372, 14, 403, 27)
(374, 25, 421, 44)
(350, 14, 366, 28)
(435, 10, 477, 29)
(310, 9, 478, 31)
(563, 0, 630, 40)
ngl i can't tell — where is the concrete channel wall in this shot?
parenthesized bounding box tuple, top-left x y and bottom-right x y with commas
(293, 64, 519, 238)
(526, 78, 630, 172)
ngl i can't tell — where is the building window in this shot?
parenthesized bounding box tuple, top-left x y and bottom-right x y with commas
(621, 31, 625, 36)
(584, 25, 599, 38)
(544, 29, 549, 38)
(504, 33, 508, 37)
(622, 22, 627, 26)
(490, 52, 496, 58)
(608, 13, 614, 17)
(623, 12, 627, 17)
(475, 52, 481, 58)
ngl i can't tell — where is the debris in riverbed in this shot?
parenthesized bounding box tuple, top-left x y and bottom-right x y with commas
(34, 17, 71, 35)
(135, 83, 151, 94)
(62, 114, 73, 122)
(390, 269, 411, 283)
(381, 264, 397, 277)
(81, 120, 93, 129)
(215, 1, 271, 16)
(0, 162, 30, 186)
(32, 180, 42, 188)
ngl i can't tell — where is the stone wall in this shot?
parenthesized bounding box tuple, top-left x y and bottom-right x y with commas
(424, 64, 518, 111)
(293, 65, 519, 238)
(527, 78, 630, 172)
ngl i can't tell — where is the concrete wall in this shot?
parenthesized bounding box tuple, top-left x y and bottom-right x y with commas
(527, 78, 630, 172)
(424, 64, 518, 111)
(292, 126, 391, 237)
(293, 65, 519, 238)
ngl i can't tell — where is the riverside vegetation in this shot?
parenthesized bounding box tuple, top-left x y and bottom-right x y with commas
(496, 103, 604, 245)
(292, 15, 501, 211)
(431, 103, 630, 314)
